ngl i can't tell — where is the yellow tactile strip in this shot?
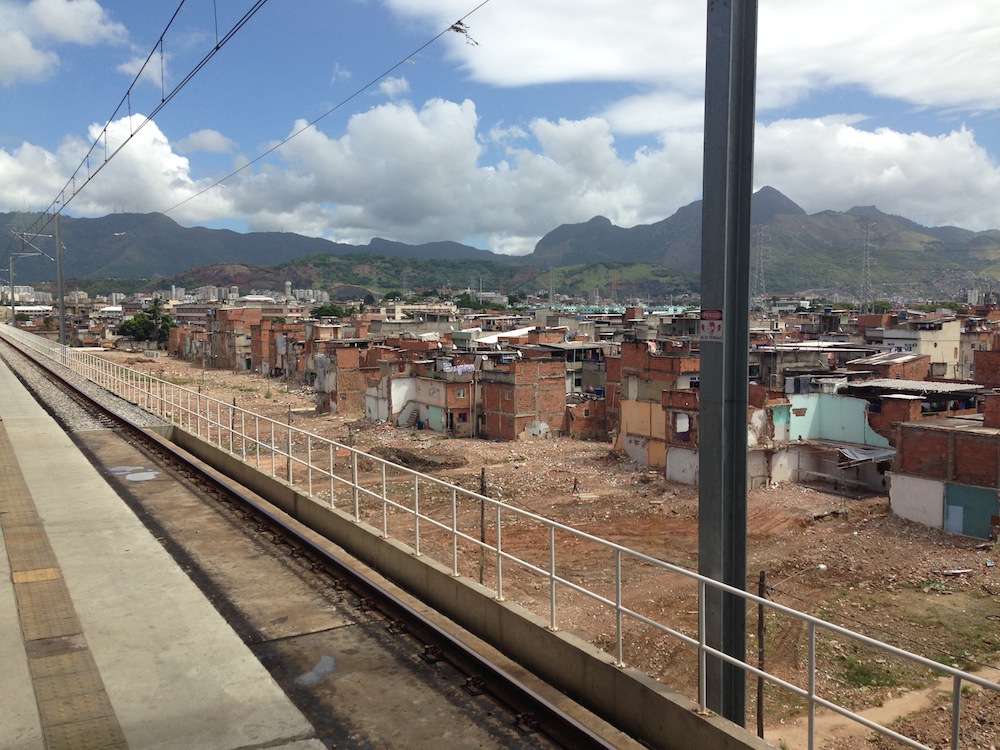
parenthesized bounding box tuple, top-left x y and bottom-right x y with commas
(0, 418, 129, 749)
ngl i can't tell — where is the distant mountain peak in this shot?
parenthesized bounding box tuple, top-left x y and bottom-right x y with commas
(751, 186, 806, 223)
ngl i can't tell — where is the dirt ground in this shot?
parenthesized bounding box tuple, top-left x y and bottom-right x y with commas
(109, 352, 1000, 749)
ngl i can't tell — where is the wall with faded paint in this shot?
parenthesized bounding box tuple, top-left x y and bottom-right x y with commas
(890, 474, 944, 528)
(620, 400, 654, 441)
(748, 409, 769, 449)
(666, 447, 697, 484)
(788, 393, 890, 448)
(413, 378, 447, 408)
(748, 451, 770, 489)
(770, 449, 797, 484)
(391, 378, 417, 420)
(622, 433, 649, 465)
(772, 404, 790, 442)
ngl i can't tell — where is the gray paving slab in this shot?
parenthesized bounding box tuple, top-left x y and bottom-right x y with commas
(0, 519, 43, 749)
(0, 357, 320, 749)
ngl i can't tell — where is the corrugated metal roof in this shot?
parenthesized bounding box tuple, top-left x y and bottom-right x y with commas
(843, 379, 983, 395)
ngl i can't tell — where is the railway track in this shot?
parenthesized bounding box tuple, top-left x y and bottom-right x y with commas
(1, 339, 632, 750)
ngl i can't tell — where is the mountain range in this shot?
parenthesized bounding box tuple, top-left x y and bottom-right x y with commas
(5, 187, 1000, 300)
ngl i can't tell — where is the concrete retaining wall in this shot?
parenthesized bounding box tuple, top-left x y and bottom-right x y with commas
(163, 425, 773, 750)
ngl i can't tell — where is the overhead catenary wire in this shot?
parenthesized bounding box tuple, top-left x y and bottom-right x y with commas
(4, 0, 273, 265)
(162, 0, 495, 216)
(4, 0, 494, 270)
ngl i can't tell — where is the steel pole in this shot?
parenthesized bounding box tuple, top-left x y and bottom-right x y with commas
(698, 0, 757, 725)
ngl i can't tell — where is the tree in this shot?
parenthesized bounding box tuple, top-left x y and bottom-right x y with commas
(147, 296, 166, 327)
(311, 303, 354, 318)
(116, 312, 157, 341)
(116, 301, 177, 346)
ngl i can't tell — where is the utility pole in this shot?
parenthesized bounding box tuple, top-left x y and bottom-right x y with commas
(8, 235, 20, 326)
(55, 214, 66, 345)
(698, 0, 757, 726)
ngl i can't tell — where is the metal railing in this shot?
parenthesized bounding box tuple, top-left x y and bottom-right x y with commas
(3, 325, 997, 750)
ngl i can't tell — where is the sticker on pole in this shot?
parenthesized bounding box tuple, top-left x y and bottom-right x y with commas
(700, 309, 723, 341)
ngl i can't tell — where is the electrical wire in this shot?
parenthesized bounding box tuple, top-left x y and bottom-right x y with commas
(4, 0, 494, 272)
(4, 0, 273, 265)
(161, 0, 495, 216)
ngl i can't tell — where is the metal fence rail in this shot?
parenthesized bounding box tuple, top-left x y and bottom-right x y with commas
(3, 325, 997, 750)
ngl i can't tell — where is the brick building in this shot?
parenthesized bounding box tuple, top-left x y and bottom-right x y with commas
(480, 355, 566, 440)
(891, 391, 1000, 539)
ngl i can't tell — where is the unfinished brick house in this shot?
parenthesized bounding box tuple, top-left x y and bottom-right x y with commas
(364, 357, 478, 437)
(608, 339, 700, 474)
(479, 355, 566, 440)
(890, 392, 1000, 539)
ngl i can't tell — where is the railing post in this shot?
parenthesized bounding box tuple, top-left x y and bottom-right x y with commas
(381, 463, 388, 536)
(615, 549, 624, 666)
(699, 579, 708, 713)
(328, 443, 335, 507)
(548, 525, 557, 630)
(413, 475, 421, 556)
(307, 435, 312, 497)
(495, 504, 504, 601)
(951, 675, 962, 750)
(808, 622, 817, 750)
(451, 488, 459, 576)
(286, 421, 293, 485)
(351, 450, 359, 522)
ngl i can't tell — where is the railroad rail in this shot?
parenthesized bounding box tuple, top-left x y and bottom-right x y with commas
(3, 324, 998, 750)
(0, 336, 625, 750)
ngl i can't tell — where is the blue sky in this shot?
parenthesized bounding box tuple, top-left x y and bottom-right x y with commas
(2, 0, 1000, 256)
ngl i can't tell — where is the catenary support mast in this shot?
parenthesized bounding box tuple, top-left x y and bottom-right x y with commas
(698, 0, 758, 725)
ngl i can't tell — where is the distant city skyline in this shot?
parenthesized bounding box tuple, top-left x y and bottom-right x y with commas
(3, 1, 1000, 258)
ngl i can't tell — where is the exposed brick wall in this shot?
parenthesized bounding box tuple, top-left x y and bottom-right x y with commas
(566, 399, 606, 440)
(974, 350, 1000, 388)
(897, 427, 950, 479)
(480, 358, 565, 440)
(953, 432, 999, 486)
(867, 398, 922, 444)
(985, 392, 1000, 429)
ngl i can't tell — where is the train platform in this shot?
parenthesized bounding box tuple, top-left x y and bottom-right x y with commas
(0, 357, 325, 749)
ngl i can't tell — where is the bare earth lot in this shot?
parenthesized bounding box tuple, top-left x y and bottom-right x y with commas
(111, 352, 1000, 749)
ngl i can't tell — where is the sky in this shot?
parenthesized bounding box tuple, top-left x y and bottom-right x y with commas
(2, 0, 1000, 257)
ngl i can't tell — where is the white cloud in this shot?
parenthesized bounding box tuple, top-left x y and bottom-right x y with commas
(755, 117, 1000, 230)
(177, 129, 237, 154)
(758, 1, 1000, 112)
(331, 62, 352, 83)
(6, 1, 1000, 258)
(0, 27, 57, 84)
(0, 0, 125, 85)
(0, 115, 231, 220)
(378, 76, 410, 100)
(27, 0, 125, 45)
(390, 1, 1000, 119)
(116, 53, 168, 90)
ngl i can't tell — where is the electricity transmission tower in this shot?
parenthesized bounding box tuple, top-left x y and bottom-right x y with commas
(858, 221, 877, 314)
